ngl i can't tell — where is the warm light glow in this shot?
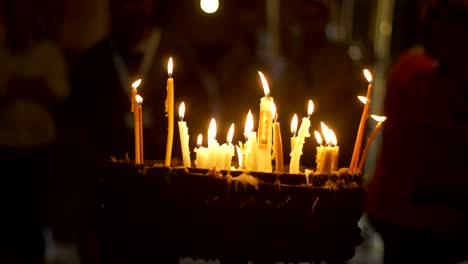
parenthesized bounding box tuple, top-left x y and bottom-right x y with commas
(132, 79, 142, 89)
(329, 129, 338, 146)
(244, 110, 254, 139)
(314, 130, 323, 145)
(208, 118, 217, 140)
(271, 102, 277, 121)
(307, 100, 314, 117)
(357, 96, 368, 104)
(257, 71, 270, 97)
(135, 95, 143, 105)
(197, 134, 203, 147)
(236, 145, 243, 168)
(363, 69, 373, 83)
(291, 114, 298, 135)
(200, 0, 219, 14)
(320, 122, 330, 143)
(167, 57, 173, 76)
(179, 102, 185, 120)
(227, 123, 235, 144)
(371, 115, 387, 122)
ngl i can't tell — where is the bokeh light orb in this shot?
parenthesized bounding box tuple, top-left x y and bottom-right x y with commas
(200, 0, 219, 14)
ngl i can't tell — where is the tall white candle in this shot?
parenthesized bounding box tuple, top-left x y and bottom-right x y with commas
(289, 100, 314, 174)
(257, 71, 274, 172)
(178, 102, 191, 168)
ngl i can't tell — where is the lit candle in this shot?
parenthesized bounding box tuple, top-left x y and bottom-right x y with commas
(314, 130, 324, 171)
(289, 100, 314, 174)
(165, 57, 175, 167)
(271, 103, 284, 173)
(194, 134, 209, 169)
(221, 123, 235, 171)
(316, 122, 339, 174)
(178, 102, 191, 168)
(131, 79, 141, 112)
(257, 71, 274, 172)
(131, 80, 143, 164)
(349, 69, 373, 172)
(357, 115, 387, 173)
(136, 95, 144, 163)
(207, 118, 219, 169)
(243, 110, 258, 172)
(291, 114, 298, 153)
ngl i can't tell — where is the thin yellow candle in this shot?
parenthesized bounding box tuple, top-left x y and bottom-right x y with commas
(165, 57, 174, 167)
(357, 115, 387, 173)
(137, 95, 144, 163)
(131, 80, 142, 164)
(271, 103, 283, 173)
(349, 69, 373, 172)
(291, 113, 298, 153)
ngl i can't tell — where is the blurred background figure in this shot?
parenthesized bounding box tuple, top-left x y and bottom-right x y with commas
(279, 0, 366, 168)
(61, 0, 208, 262)
(0, 0, 70, 263)
(366, 1, 468, 263)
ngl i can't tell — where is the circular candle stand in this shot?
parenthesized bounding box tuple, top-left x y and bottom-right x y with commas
(96, 161, 366, 264)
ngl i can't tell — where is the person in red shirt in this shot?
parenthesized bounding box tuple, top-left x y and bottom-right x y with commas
(366, 1, 468, 263)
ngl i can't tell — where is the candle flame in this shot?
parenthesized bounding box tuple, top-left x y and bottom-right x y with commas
(357, 96, 368, 104)
(236, 145, 243, 168)
(371, 115, 387, 122)
(135, 94, 143, 104)
(179, 102, 185, 120)
(291, 114, 298, 135)
(132, 79, 142, 89)
(227, 123, 235, 144)
(307, 100, 314, 117)
(168, 57, 173, 76)
(363, 69, 373, 83)
(257, 71, 270, 97)
(329, 129, 337, 146)
(314, 130, 323, 145)
(320, 122, 330, 143)
(271, 102, 277, 120)
(244, 110, 254, 139)
(208, 118, 217, 140)
(197, 134, 203, 147)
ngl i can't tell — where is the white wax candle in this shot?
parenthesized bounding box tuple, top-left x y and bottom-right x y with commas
(316, 122, 339, 174)
(178, 102, 191, 168)
(257, 71, 273, 173)
(194, 134, 209, 169)
(207, 118, 219, 169)
(289, 100, 314, 174)
(248, 132, 258, 172)
(289, 117, 310, 173)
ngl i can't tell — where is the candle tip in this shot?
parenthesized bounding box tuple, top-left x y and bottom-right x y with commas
(257, 71, 270, 97)
(135, 94, 143, 104)
(363, 69, 373, 83)
(307, 100, 314, 117)
(179, 102, 185, 120)
(168, 57, 173, 76)
(371, 115, 387, 122)
(132, 79, 142, 89)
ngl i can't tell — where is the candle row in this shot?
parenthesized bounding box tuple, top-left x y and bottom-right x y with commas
(129, 57, 386, 175)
